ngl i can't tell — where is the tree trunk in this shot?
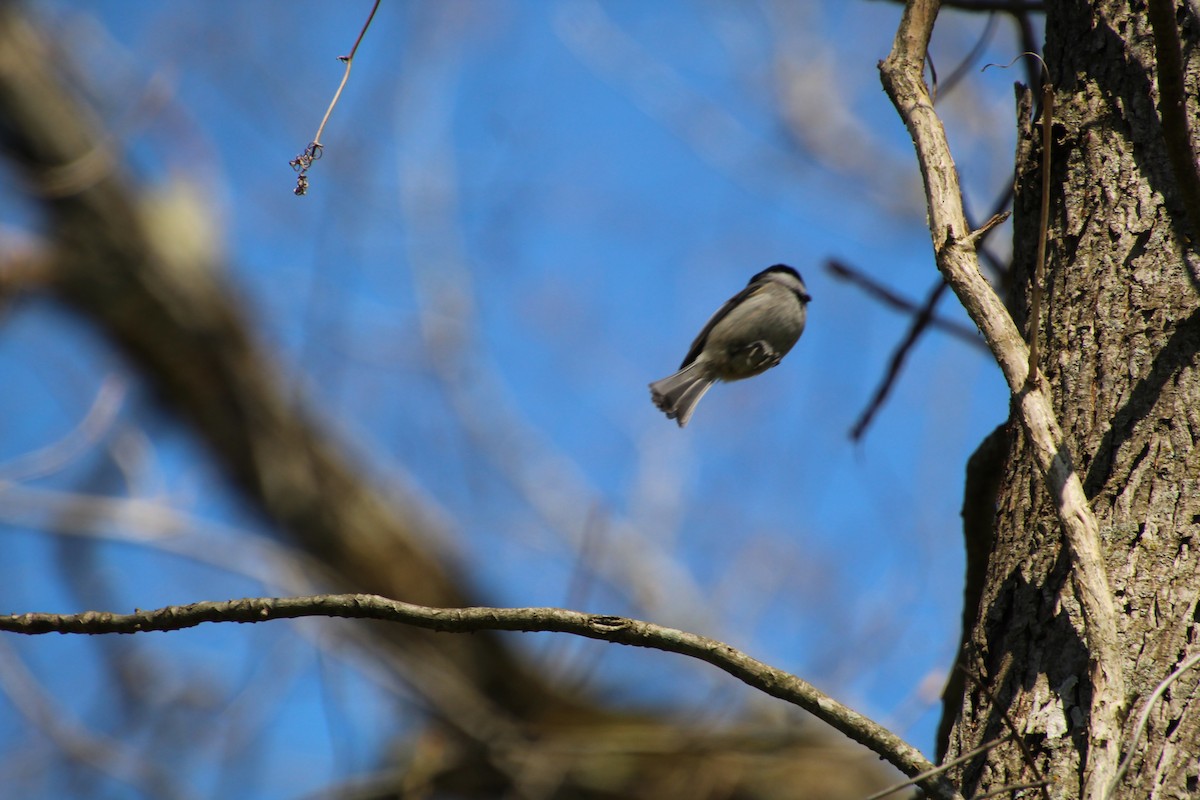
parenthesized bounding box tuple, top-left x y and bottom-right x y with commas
(945, 2, 1200, 797)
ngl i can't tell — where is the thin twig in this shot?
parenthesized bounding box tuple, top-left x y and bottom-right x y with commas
(844, 208, 1009, 441)
(862, 734, 1013, 800)
(289, 0, 381, 195)
(964, 211, 1011, 247)
(1105, 650, 1200, 799)
(851, 279, 950, 441)
(843, 171, 1011, 440)
(1013, 12, 1043, 95)
(981, 53, 1051, 382)
(826, 259, 986, 349)
(0, 593, 964, 800)
(879, 2, 1125, 796)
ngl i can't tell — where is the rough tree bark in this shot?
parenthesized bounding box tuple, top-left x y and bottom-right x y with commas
(944, 2, 1200, 797)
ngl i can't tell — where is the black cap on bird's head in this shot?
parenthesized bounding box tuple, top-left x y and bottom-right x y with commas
(751, 264, 811, 303)
(752, 263, 801, 281)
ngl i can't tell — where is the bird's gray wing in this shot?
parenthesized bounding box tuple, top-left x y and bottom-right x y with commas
(678, 283, 763, 369)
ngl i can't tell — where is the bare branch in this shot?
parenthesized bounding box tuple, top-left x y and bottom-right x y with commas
(851, 279, 951, 441)
(0, 593, 963, 800)
(839, 204, 1010, 442)
(878, 2, 1125, 796)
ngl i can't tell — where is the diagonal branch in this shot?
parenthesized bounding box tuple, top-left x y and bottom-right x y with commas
(850, 279, 951, 441)
(826, 259, 986, 348)
(878, 2, 1125, 797)
(0, 593, 964, 800)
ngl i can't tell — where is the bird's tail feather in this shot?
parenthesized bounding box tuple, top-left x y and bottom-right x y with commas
(649, 363, 714, 428)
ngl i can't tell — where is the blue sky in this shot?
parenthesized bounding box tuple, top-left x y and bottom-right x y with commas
(0, 2, 1034, 797)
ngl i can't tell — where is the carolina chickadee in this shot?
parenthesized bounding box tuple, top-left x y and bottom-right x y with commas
(650, 264, 811, 427)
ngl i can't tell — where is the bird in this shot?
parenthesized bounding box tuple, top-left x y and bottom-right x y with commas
(649, 264, 810, 427)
